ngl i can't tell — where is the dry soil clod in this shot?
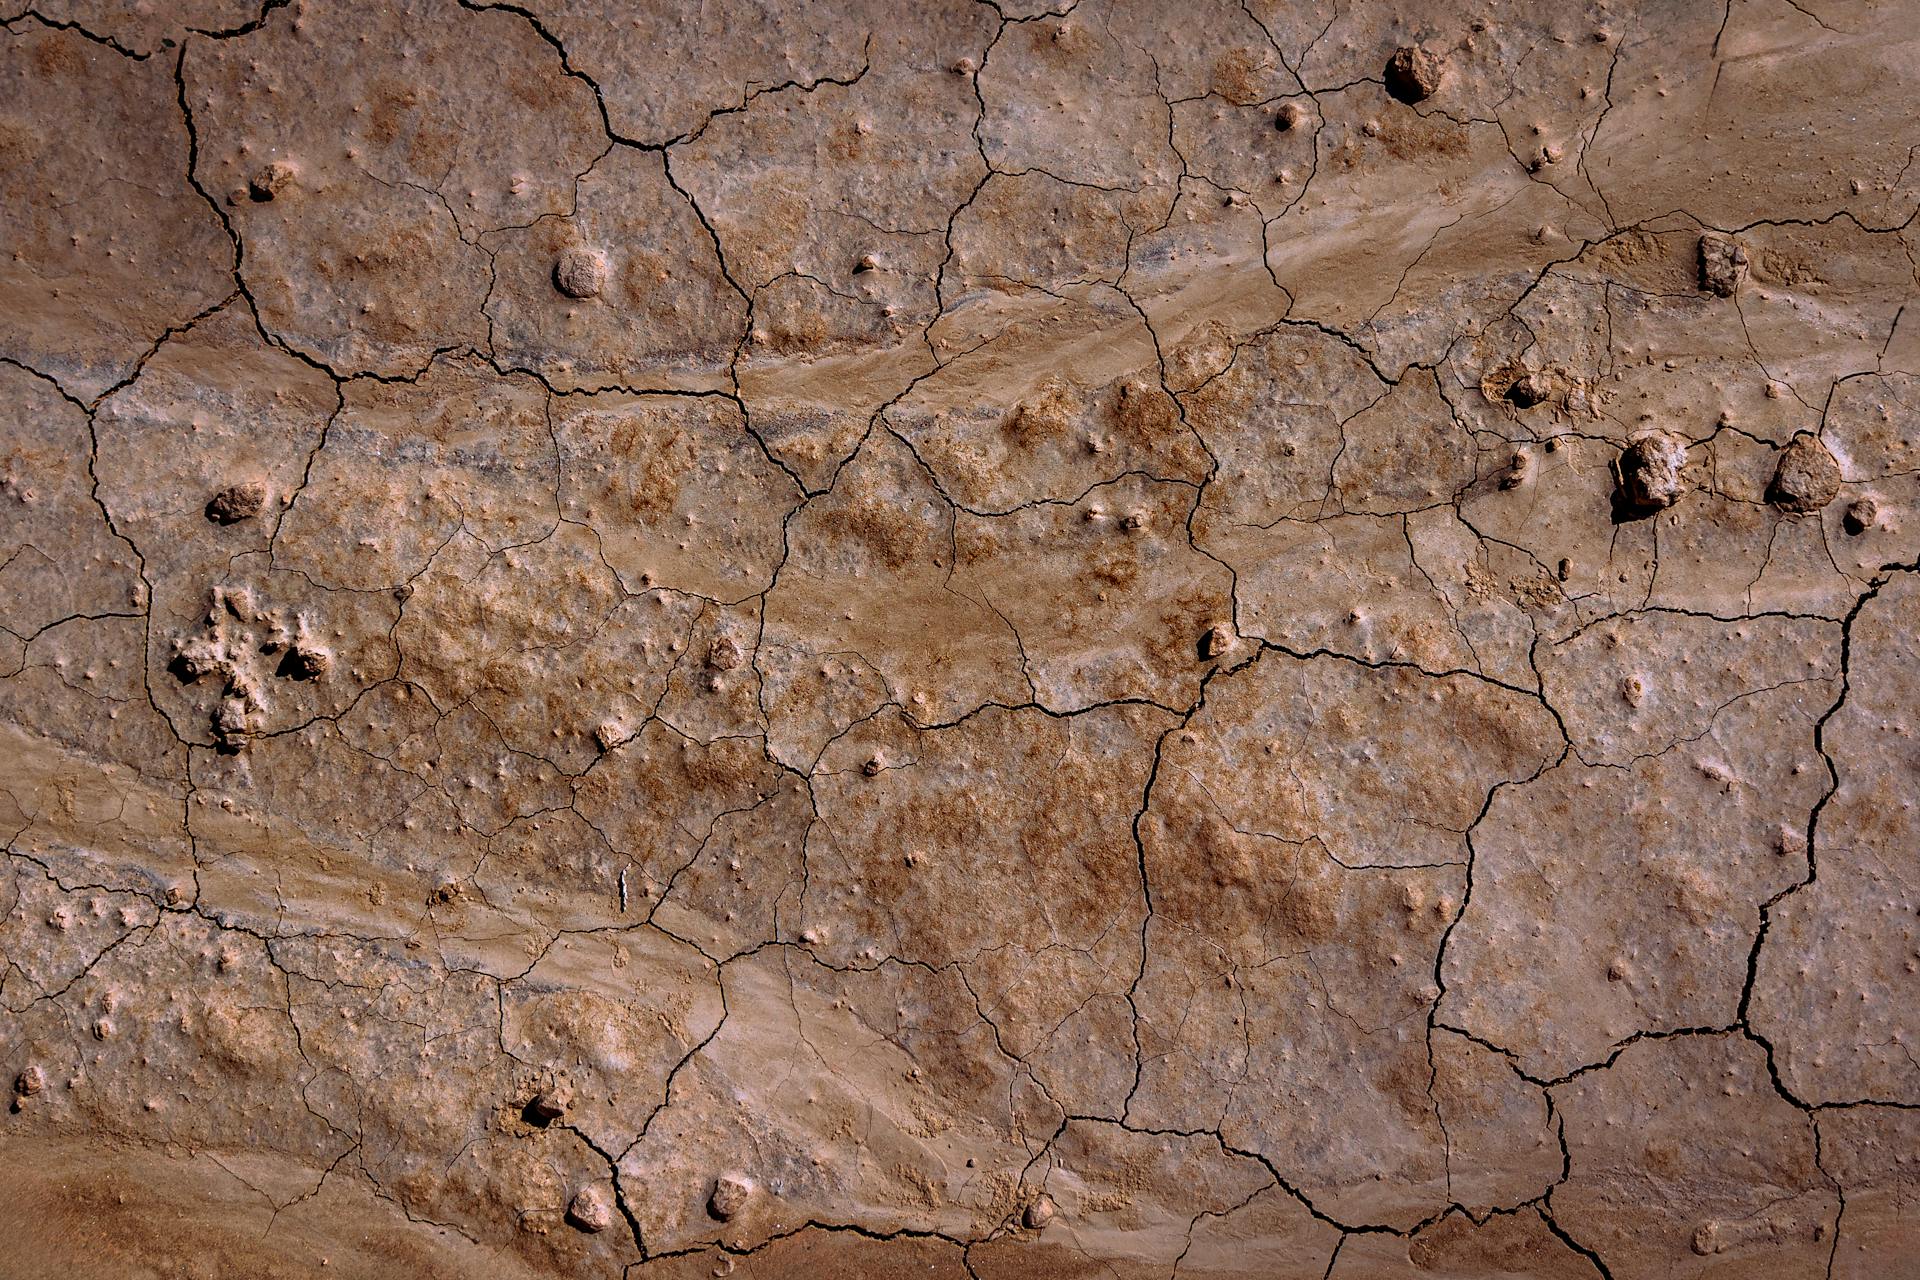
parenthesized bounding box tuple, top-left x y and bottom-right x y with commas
(708, 1171, 754, 1221)
(1767, 434, 1842, 513)
(206, 481, 267, 525)
(14, 1065, 44, 1098)
(1616, 432, 1689, 513)
(1384, 46, 1442, 103)
(554, 247, 610, 300)
(1698, 232, 1748, 296)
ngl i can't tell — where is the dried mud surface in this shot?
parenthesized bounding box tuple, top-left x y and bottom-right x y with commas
(3, 1, 1919, 1277)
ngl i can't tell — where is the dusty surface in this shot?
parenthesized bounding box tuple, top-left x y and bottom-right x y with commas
(3, 0, 1919, 1276)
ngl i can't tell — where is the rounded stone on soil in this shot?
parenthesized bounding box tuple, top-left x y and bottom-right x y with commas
(708, 1171, 753, 1220)
(553, 247, 610, 300)
(1384, 46, 1442, 103)
(206, 481, 267, 525)
(1024, 1193, 1057, 1230)
(567, 1184, 615, 1233)
(1274, 101, 1306, 131)
(1616, 432, 1689, 511)
(1767, 434, 1841, 513)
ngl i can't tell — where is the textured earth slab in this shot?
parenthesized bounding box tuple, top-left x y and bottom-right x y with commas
(3, 0, 1920, 1277)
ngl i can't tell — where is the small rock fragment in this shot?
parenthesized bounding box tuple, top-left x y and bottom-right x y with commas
(1384, 45, 1442, 103)
(1274, 101, 1306, 131)
(708, 1171, 753, 1221)
(1697, 232, 1747, 297)
(1500, 451, 1530, 489)
(553, 247, 609, 300)
(14, 1065, 44, 1098)
(525, 1085, 570, 1125)
(1024, 1193, 1057, 1230)
(212, 682, 262, 752)
(248, 160, 295, 202)
(862, 755, 884, 778)
(567, 1184, 615, 1233)
(1616, 432, 1689, 512)
(1842, 496, 1878, 535)
(206, 481, 267, 525)
(706, 635, 744, 671)
(279, 644, 330, 681)
(1767, 434, 1841, 513)
(1505, 371, 1549, 408)
(1200, 624, 1234, 660)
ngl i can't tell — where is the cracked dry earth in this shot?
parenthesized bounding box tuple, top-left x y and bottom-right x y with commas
(4, 1, 1920, 1278)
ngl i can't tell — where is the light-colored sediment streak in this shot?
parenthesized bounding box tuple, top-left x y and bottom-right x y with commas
(2, 1, 1918, 1276)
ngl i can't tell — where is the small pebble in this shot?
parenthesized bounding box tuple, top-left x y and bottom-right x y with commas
(709, 1171, 754, 1221)
(248, 160, 296, 202)
(554, 247, 609, 300)
(1616, 432, 1689, 511)
(1505, 371, 1549, 408)
(525, 1086, 570, 1124)
(1767, 434, 1841, 513)
(1842, 496, 1878, 535)
(206, 481, 267, 525)
(1384, 45, 1442, 103)
(567, 1185, 614, 1234)
(1698, 232, 1747, 297)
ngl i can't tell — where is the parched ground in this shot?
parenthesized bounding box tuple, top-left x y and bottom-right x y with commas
(2, 0, 1918, 1276)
